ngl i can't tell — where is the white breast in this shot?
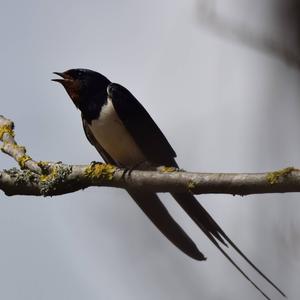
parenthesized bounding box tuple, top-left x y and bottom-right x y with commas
(88, 98, 146, 167)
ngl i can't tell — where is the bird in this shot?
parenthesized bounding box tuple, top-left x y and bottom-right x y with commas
(53, 68, 285, 300)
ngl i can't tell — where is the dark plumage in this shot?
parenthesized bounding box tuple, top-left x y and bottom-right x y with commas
(53, 68, 285, 300)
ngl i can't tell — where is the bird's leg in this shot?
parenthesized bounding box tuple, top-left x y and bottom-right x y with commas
(121, 160, 153, 179)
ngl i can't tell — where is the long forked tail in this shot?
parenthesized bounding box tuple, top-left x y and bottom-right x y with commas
(127, 190, 206, 261)
(171, 192, 286, 300)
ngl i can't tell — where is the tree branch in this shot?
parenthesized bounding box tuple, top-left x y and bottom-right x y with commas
(1, 115, 299, 197)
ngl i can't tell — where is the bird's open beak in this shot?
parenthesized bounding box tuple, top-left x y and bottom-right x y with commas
(52, 72, 73, 84)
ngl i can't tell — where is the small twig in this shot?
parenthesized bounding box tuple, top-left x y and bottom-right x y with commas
(0, 115, 42, 174)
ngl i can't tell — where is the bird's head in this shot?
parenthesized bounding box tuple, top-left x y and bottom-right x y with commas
(52, 68, 110, 107)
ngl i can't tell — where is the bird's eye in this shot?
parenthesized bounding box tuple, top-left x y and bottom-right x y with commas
(76, 71, 83, 78)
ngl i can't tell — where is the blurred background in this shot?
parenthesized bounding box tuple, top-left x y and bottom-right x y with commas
(1, 0, 300, 299)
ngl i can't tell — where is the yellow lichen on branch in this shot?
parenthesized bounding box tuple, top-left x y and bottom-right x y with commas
(85, 162, 116, 180)
(38, 163, 72, 196)
(187, 180, 196, 191)
(0, 124, 15, 140)
(18, 155, 32, 169)
(160, 166, 177, 173)
(266, 167, 296, 184)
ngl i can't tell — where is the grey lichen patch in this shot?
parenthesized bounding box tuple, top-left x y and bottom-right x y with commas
(266, 167, 296, 184)
(39, 164, 72, 196)
(4, 168, 39, 185)
(85, 162, 116, 180)
(3, 167, 20, 176)
(16, 170, 39, 185)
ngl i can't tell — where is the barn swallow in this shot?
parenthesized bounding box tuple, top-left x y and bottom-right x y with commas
(53, 68, 285, 299)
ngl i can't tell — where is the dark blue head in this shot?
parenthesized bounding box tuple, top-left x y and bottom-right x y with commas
(52, 68, 110, 107)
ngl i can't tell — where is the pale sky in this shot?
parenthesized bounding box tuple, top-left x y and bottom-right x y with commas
(0, 1, 299, 299)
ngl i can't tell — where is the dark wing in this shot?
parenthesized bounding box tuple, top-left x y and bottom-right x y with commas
(107, 83, 177, 167)
(82, 117, 115, 164)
